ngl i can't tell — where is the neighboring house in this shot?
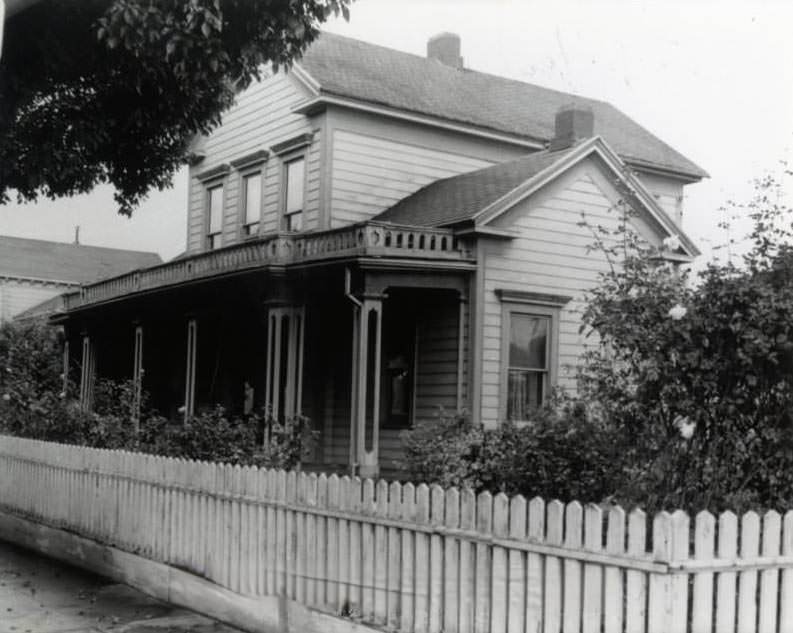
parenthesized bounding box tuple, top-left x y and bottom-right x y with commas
(0, 235, 161, 322)
(53, 32, 706, 477)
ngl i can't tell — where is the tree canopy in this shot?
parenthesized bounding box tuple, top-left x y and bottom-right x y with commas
(0, 0, 350, 215)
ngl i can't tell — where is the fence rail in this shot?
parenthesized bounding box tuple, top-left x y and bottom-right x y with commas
(1, 435, 792, 633)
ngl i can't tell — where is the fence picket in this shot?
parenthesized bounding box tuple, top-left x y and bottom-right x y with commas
(625, 509, 647, 633)
(348, 477, 362, 613)
(305, 473, 318, 607)
(582, 504, 603, 633)
(315, 473, 329, 607)
(325, 474, 340, 612)
(295, 472, 307, 603)
(490, 492, 509, 633)
(474, 491, 493, 633)
(337, 476, 352, 611)
(428, 484, 446, 631)
(414, 484, 431, 633)
(563, 501, 583, 633)
(670, 510, 690, 633)
(507, 495, 526, 633)
(444, 487, 461, 633)
(692, 511, 715, 633)
(375, 480, 391, 626)
(526, 497, 545, 633)
(387, 481, 403, 631)
(780, 511, 793, 631)
(458, 488, 476, 633)
(544, 500, 564, 633)
(737, 512, 760, 633)
(649, 512, 672, 633)
(757, 511, 780, 633)
(400, 482, 417, 633)
(603, 506, 624, 633)
(716, 511, 738, 633)
(362, 478, 376, 620)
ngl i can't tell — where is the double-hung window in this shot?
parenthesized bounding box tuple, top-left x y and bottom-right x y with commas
(507, 313, 550, 419)
(242, 171, 262, 237)
(284, 157, 305, 232)
(206, 184, 224, 250)
(498, 290, 570, 422)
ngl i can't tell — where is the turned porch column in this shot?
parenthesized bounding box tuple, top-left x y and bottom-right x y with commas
(350, 294, 384, 478)
(132, 324, 144, 431)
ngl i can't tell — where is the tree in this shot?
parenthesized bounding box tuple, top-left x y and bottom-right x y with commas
(0, 0, 350, 215)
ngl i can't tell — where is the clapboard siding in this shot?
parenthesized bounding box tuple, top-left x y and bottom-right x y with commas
(0, 279, 72, 322)
(636, 171, 684, 227)
(331, 130, 494, 226)
(186, 71, 318, 254)
(477, 159, 665, 427)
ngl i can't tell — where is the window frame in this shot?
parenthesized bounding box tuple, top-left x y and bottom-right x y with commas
(498, 291, 569, 423)
(239, 168, 264, 239)
(281, 153, 307, 233)
(204, 181, 225, 251)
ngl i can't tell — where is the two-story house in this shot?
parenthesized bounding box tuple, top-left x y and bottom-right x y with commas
(53, 32, 706, 477)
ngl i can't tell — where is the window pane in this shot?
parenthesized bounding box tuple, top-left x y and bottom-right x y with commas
(285, 158, 305, 214)
(208, 186, 223, 234)
(244, 173, 262, 226)
(509, 314, 548, 370)
(507, 369, 545, 420)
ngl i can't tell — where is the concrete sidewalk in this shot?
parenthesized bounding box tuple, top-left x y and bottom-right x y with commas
(0, 539, 242, 633)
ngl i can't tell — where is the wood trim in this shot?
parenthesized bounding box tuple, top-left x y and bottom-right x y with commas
(230, 149, 270, 170)
(494, 289, 572, 307)
(184, 319, 197, 419)
(196, 163, 231, 182)
(271, 132, 314, 156)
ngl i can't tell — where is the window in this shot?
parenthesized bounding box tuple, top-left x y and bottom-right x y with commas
(507, 314, 550, 419)
(498, 290, 570, 422)
(284, 157, 305, 232)
(206, 185, 223, 250)
(242, 172, 262, 237)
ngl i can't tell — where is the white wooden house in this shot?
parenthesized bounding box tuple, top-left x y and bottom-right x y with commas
(54, 32, 706, 477)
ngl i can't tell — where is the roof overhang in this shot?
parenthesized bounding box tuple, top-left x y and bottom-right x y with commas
(469, 136, 701, 260)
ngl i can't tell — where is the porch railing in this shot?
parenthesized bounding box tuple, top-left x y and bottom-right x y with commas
(62, 222, 472, 311)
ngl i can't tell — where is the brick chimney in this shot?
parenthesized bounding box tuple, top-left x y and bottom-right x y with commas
(427, 33, 463, 69)
(549, 104, 595, 151)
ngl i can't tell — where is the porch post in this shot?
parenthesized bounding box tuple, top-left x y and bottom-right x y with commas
(79, 333, 95, 411)
(132, 325, 144, 432)
(62, 339, 69, 395)
(352, 295, 383, 478)
(184, 318, 197, 420)
(457, 291, 468, 411)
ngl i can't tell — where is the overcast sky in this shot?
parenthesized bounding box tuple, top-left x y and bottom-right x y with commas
(1, 0, 791, 264)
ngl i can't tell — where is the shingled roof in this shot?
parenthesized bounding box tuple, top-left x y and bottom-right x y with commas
(299, 32, 707, 180)
(0, 235, 162, 284)
(375, 147, 575, 227)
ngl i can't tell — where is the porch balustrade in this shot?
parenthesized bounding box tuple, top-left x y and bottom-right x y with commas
(62, 222, 472, 311)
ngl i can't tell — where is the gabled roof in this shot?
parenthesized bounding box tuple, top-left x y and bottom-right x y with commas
(0, 235, 162, 284)
(374, 136, 700, 258)
(298, 32, 708, 181)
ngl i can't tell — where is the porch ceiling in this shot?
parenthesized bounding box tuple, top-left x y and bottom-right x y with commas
(59, 222, 475, 313)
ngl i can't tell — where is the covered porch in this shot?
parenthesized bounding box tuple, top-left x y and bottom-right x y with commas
(57, 223, 475, 477)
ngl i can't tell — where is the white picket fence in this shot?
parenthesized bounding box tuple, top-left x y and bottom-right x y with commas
(1, 435, 793, 633)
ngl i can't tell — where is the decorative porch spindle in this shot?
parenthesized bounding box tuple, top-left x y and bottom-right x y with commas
(78, 334, 96, 411)
(351, 296, 383, 478)
(264, 306, 305, 428)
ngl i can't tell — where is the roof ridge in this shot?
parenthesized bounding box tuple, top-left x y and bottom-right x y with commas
(0, 234, 161, 257)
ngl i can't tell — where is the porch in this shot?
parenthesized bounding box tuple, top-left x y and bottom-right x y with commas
(57, 224, 474, 477)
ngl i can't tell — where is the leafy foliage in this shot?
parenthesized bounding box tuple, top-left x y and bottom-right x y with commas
(0, 0, 350, 215)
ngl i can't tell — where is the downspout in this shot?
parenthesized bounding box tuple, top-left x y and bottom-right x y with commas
(344, 267, 361, 475)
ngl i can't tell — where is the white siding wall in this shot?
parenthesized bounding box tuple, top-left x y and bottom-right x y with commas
(477, 160, 666, 427)
(0, 279, 72, 322)
(186, 71, 319, 253)
(635, 171, 685, 226)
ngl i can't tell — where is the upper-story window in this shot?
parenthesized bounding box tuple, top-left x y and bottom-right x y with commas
(206, 184, 224, 250)
(284, 157, 305, 232)
(242, 172, 262, 237)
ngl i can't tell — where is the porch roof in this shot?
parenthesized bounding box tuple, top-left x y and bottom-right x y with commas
(57, 222, 474, 314)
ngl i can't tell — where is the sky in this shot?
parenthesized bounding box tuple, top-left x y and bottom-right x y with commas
(1, 0, 791, 264)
